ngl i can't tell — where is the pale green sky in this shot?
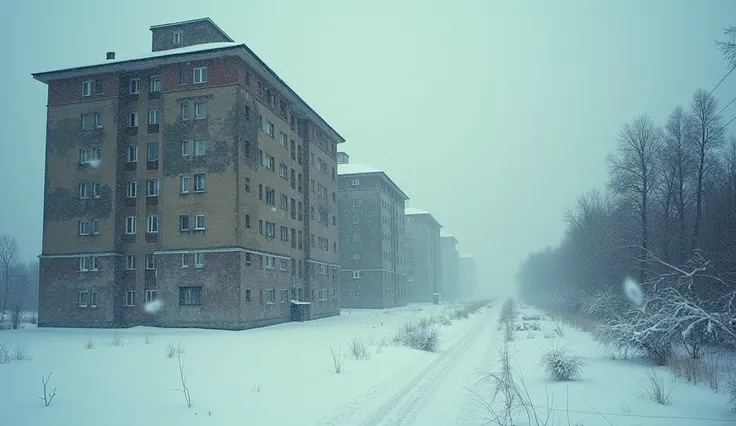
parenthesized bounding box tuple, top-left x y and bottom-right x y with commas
(2, 0, 735, 294)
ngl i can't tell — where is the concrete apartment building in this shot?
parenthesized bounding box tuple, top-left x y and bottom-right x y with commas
(33, 18, 344, 329)
(458, 254, 478, 301)
(404, 208, 442, 303)
(440, 232, 460, 302)
(337, 153, 408, 308)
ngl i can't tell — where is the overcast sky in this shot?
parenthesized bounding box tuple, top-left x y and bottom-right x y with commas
(3, 0, 736, 295)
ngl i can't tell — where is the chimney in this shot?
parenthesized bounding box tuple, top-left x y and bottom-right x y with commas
(106, 52, 116, 60)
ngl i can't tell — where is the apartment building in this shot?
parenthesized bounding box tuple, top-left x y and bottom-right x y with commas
(32, 18, 343, 329)
(440, 232, 460, 302)
(338, 155, 408, 308)
(404, 208, 442, 303)
(458, 254, 478, 301)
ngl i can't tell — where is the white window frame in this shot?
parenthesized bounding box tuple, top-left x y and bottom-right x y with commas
(265, 222, 275, 238)
(146, 179, 159, 197)
(92, 182, 101, 199)
(145, 290, 157, 303)
(148, 109, 160, 125)
(194, 139, 206, 156)
(181, 140, 190, 157)
(129, 112, 139, 127)
(353, 270, 362, 279)
(351, 178, 360, 186)
(126, 181, 137, 198)
(264, 121, 274, 137)
(78, 220, 89, 236)
(125, 216, 136, 234)
(266, 289, 275, 304)
(279, 259, 288, 271)
(91, 219, 100, 235)
(194, 252, 205, 268)
(194, 101, 206, 119)
(279, 164, 288, 179)
(194, 214, 206, 231)
(179, 215, 190, 231)
(145, 254, 157, 270)
(180, 175, 190, 194)
(147, 215, 159, 233)
(149, 75, 161, 93)
(174, 30, 183, 44)
(95, 113, 103, 128)
(180, 103, 189, 121)
(181, 252, 190, 268)
(125, 290, 135, 307)
(265, 256, 275, 270)
(81, 113, 94, 130)
(79, 183, 89, 199)
(82, 80, 92, 97)
(78, 290, 90, 307)
(194, 174, 205, 192)
(193, 67, 207, 84)
(130, 78, 140, 94)
(126, 255, 136, 270)
(279, 132, 287, 147)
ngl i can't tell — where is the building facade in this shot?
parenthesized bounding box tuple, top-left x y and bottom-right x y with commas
(458, 254, 478, 302)
(338, 159, 408, 309)
(33, 18, 343, 329)
(404, 208, 442, 303)
(440, 233, 460, 302)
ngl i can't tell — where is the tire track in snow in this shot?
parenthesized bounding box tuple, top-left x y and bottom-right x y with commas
(317, 309, 491, 426)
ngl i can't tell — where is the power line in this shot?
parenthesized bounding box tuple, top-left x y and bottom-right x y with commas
(686, 64, 736, 122)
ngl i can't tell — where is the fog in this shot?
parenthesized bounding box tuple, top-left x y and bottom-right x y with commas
(2, 0, 736, 298)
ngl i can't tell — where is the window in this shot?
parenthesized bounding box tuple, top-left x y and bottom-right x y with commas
(181, 103, 189, 121)
(174, 30, 183, 44)
(265, 256, 275, 269)
(298, 231, 303, 249)
(91, 219, 100, 235)
(258, 220, 263, 234)
(298, 202, 303, 221)
(78, 256, 96, 272)
(126, 255, 135, 270)
(351, 199, 360, 207)
(90, 291, 97, 307)
(193, 67, 207, 84)
(281, 289, 288, 303)
(290, 169, 296, 189)
(291, 228, 296, 247)
(263, 154, 274, 171)
(149, 76, 161, 92)
(194, 214, 206, 230)
(279, 164, 288, 179)
(352, 253, 361, 260)
(290, 198, 296, 219)
(181, 140, 190, 157)
(332, 216, 336, 226)
(129, 112, 139, 127)
(180, 287, 203, 306)
(79, 183, 89, 199)
(245, 177, 250, 192)
(258, 184, 263, 200)
(352, 216, 360, 224)
(181, 252, 189, 267)
(146, 290, 157, 303)
(279, 194, 288, 210)
(318, 289, 328, 302)
(94, 79, 104, 95)
(78, 290, 90, 307)
(130, 78, 140, 94)
(298, 173, 303, 193)
(245, 214, 250, 228)
(179, 69, 188, 85)
(194, 139, 206, 156)
(146, 179, 159, 196)
(78, 220, 89, 235)
(179, 215, 190, 231)
(194, 252, 205, 267)
(265, 187, 275, 205)
(317, 157, 327, 173)
(82, 80, 92, 97)
(246, 289, 252, 301)
(125, 291, 136, 307)
(264, 121, 274, 137)
(147, 215, 158, 233)
(125, 216, 136, 234)
(265, 221, 275, 238)
(266, 289, 275, 304)
(280, 226, 289, 241)
(194, 174, 206, 192)
(290, 140, 296, 160)
(127, 146, 137, 163)
(244, 140, 251, 157)
(353, 270, 362, 279)
(352, 178, 360, 186)
(180, 175, 190, 194)
(266, 90, 275, 107)
(95, 113, 103, 128)
(194, 102, 206, 119)
(317, 184, 327, 199)
(352, 233, 361, 242)
(147, 143, 159, 162)
(148, 109, 160, 125)
(279, 132, 287, 147)
(145, 254, 157, 270)
(297, 145, 303, 165)
(81, 113, 94, 130)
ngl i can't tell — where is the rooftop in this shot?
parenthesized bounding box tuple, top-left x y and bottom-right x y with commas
(404, 207, 429, 216)
(337, 163, 384, 175)
(149, 18, 234, 43)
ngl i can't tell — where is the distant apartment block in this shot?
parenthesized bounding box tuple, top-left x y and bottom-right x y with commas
(440, 232, 460, 302)
(404, 208, 442, 303)
(338, 156, 408, 308)
(458, 254, 478, 301)
(33, 18, 344, 329)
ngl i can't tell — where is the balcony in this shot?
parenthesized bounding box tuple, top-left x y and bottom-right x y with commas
(123, 198, 136, 208)
(146, 196, 158, 206)
(147, 160, 159, 170)
(124, 162, 137, 171)
(147, 124, 159, 134)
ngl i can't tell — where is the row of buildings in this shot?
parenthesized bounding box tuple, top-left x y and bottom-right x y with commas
(33, 18, 477, 329)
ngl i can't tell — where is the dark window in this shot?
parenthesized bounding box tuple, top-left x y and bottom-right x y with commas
(179, 286, 202, 306)
(244, 141, 251, 157)
(180, 69, 188, 85)
(245, 289, 252, 301)
(245, 215, 251, 228)
(259, 184, 263, 200)
(94, 79, 104, 95)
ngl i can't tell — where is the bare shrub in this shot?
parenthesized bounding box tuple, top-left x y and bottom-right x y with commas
(438, 314, 452, 326)
(543, 330, 555, 339)
(109, 332, 124, 346)
(84, 338, 96, 349)
(515, 321, 541, 332)
(522, 314, 542, 321)
(540, 346, 585, 381)
(639, 368, 675, 405)
(38, 372, 57, 407)
(144, 332, 153, 344)
(553, 322, 565, 337)
(526, 330, 536, 340)
(166, 341, 185, 359)
(504, 321, 515, 343)
(727, 376, 736, 411)
(348, 336, 370, 360)
(13, 343, 32, 360)
(253, 381, 262, 392)
(668, 356, 700, 383)
(500, 299, 517, 323)
(329, 345, 347, 374)
(175, 348, 193, 407)
(393, 319, 439, 352)
(0, 343, 10, 364)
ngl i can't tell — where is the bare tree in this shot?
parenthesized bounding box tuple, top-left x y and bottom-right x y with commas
(0, 234, 20, 317)
(716, 26, 736, 68)
(10, 263, 29, 329)
(663, 105, 696, 264)
(607, 114, 662, 284)
(689, 89, 724, 252)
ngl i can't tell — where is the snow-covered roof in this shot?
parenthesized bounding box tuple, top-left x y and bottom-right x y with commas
(404, 207, 429, 216)
(337, 163, 384, 175)
(440, 230, 454, 238)
(150, 18, 233, 43)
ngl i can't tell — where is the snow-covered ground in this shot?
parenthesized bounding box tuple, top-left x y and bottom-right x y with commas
(0, 303, 491, 426)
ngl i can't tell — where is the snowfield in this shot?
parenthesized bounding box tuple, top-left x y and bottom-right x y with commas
(1, 301, 734, 426)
